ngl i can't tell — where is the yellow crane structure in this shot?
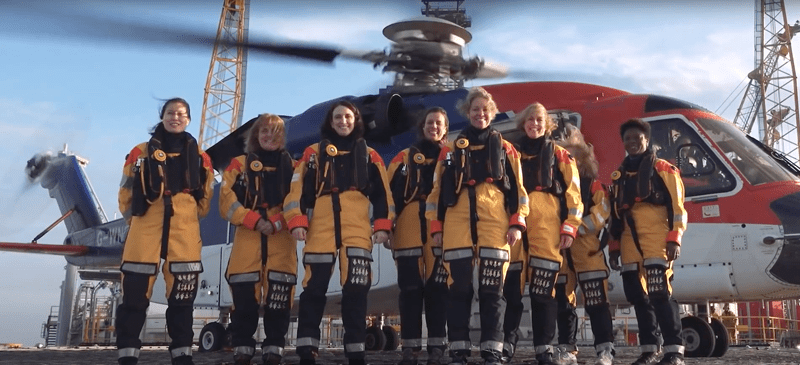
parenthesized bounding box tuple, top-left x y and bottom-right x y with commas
(199, 0, 249, 150)
(733, 0, 800, 163)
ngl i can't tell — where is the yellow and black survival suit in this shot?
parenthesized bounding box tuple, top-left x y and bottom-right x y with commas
(425, 125, 529, 364)
(513, 135, 583, 359)
(283, 133, 394, 363)
(116, 124, 214, 364)
(387, 140, 449, 362)
(609, 149, 687, 357)
(554, 177, 615, 357)
(219, 150, 297, 365)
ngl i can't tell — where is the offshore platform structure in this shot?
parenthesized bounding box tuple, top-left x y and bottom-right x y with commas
(199, 0, 250, 150)
(733, 0, 800, 164)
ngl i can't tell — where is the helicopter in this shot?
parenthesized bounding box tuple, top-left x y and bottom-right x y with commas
(3, 1, 800, 359)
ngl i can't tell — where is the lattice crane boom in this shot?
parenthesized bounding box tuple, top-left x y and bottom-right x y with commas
(199, 0, 249, 151)
(733, 0, 800, 164)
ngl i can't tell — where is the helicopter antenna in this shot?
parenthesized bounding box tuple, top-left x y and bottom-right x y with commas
(732, 0, 800, 164)
(199, 0, 250, 150)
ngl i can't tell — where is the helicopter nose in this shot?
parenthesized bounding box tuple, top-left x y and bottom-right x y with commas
(766, 192, 800, 285)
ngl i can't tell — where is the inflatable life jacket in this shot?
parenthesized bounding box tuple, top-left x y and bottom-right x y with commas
(402, 143, 439, 203)
(232, 150, 294, 210)
(131, 127, 204, 216)
(517, 138, 564, 196)
(441, 129, 510, 207)
(611, 151, 668, 213)
(311, 138, 370, 197)
(390, 142, 440, 215)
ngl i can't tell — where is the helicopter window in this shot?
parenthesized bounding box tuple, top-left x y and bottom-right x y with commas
(696, 118, 798, 186)
(648, 119, 736, 196)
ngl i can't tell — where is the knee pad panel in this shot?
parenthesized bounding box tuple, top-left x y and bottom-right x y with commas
(644, 263, 669, 300)
(267, 271, 296, 311)
(579, 278, 608, 307)
(344, 247, 372, 289)
(529, 257, 559, 298)
(478, 247, 508, 292)
(168, 261, 202, 305)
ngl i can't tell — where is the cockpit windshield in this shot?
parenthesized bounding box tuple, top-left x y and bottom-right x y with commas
(696, 118, 798, 186)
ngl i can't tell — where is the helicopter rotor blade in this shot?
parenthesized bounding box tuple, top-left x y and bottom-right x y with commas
(473, 59, 509, 79)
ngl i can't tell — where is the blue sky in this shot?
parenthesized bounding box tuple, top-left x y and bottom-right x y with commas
(0, 0, 797, 346)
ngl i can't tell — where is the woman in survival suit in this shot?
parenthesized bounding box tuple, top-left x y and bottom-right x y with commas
(387, 107, 450, 365)
(116, 97, 215, 365)
(219, 113, 298, 365)
(426, 87, 529, 365)
(283, 100, 394, 365)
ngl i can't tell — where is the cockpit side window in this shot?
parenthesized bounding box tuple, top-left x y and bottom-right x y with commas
(696, 118, 798, 186)
(649, 119, 736, 196)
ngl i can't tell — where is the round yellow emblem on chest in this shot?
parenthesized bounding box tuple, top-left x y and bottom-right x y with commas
(326, 144, 338, 156)
(611, 170, 621, 180)
(456, 138, 469, 149)
(250, 160, 263, 171)
(152, 149, 167, 162)
(413, 153, 425, 164)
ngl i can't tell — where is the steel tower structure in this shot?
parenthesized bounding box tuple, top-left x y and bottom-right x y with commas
(733, 0, 800, 163)
(199, 0, 250, 150)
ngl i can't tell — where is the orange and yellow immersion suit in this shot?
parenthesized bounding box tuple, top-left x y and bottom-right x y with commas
(283, 136, 394, 361)
(425, 125, 528, 364)
(609, 150, 687, 356)
(219, 151, 297, 363)
(512, 135, 582, 358)
(555, 177, 615, 356)
(116, 129, 214, 362)
(387, 140, 449, 357)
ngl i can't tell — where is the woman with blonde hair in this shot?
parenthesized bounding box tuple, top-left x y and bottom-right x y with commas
(510, 102, 583, 365)
(426, 87, 529, 365)
(219, 113, 298, 365)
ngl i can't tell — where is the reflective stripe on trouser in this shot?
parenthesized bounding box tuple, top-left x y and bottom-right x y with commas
(170, 346, 192, 358)
(529, 257, 559, 349)
(234, 345, 255, 358)
(297, 246, 372, 360)
(621, 269, 662, 349)
(116, 262, 200, 351)
(396, 248, 448, 351)
(118, 347, 140, 360)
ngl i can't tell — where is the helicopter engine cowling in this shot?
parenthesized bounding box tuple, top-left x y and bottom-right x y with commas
(356, 93, 417, 143)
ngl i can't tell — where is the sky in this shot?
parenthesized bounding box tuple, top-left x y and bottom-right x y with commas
(0, 0, 798, 347)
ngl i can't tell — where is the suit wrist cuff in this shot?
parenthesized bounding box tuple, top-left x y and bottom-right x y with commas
(667, 231, 682, 245)
(288, 215, 308, 231)
(560, 223, 578, 238)
(509, 214, 527, 232)
(373, 218, 393, 232)
(243, 211, 261, 230)
(430, 220, 443, 234)
(269, 213, 287, 233)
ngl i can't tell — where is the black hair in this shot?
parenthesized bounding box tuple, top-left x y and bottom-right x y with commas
(619, 118, 651, 140)
(159, 97, 191, 120)
(320, 100, 364, 139)
(417, 107, 449, 139)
